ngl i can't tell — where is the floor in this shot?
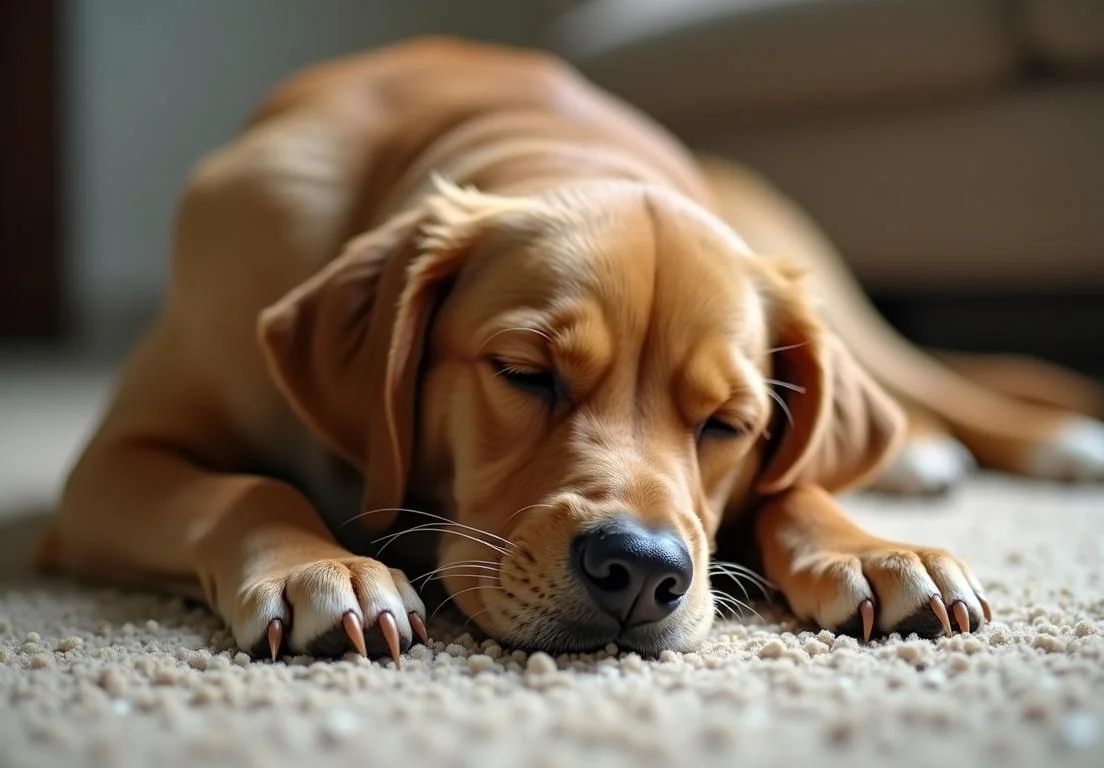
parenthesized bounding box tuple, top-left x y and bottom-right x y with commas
(2, 358, 1103, 768)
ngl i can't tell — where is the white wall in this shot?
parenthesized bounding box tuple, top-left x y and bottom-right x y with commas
(64, 0, 546, 351)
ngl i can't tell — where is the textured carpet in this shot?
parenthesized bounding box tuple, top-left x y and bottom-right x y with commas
(2, 361, 1103, 768)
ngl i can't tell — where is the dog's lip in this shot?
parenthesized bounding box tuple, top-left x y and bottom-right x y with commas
(503, 616, 680, 656)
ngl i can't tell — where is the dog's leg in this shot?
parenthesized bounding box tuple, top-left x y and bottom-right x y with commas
(866, 403, 975, 495)
(55, 425, 427, 662)
(698, 156, 1104, 483)
(754, 485, 990, 640)
(931, 350, 1104, 420)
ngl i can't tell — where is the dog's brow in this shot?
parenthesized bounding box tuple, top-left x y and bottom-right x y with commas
(476, 326, 555, 354)
(678, 344, 763, 421)
(549, 314, 614, 389)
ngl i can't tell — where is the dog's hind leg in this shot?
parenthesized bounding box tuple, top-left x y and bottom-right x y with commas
(866, 361, 1104, 484)
(866, 403, 975, 496)
(930, 350, 1104, 421)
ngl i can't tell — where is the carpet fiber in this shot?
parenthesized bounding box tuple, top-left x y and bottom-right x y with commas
(2, 361, 1102, 768)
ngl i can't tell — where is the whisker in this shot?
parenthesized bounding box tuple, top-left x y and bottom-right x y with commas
(711, 585, 745, 603)
(709, 562, 775, 601)
(345, 506, 515, 550)
(708, 562, 773, 592)
(339, 505, 427, 529)
(710, 560, 775, 590)
(766, 341, 810, 354)
(424, 574, 502, 590)
(411, 561, 502, 585)
(463, 605, 496, 628)
(477, 326, 554, 355)
(709, 559, 767, 578)
(502, 503, 557, 528)
(711, 591, 746, 618)
(431, 584, 505, 620)
(710, 586, 739, 605)
(765, 388, 794, 427)
(710, 590, 764, 622)
(713, 599, 744, 619)
(373, 526, 511, 557)
(718, 576, 772, 605)
(732, 599, 763, 623)
(412, 559, 500, 577)
(765, 377, 806, 394)
(739, 603, 764, 623)
(709, 568, 753, 602)
(425, 572, 501, 583)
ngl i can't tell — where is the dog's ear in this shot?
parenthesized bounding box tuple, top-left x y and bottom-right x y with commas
(756, 263, 906, 494)
(258, 178, 540, 531)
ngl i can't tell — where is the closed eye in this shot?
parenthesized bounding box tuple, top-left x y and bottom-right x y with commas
(697, 416, 747, 440)
(490, 357, 561, 402)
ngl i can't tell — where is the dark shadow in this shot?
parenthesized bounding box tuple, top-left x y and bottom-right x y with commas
(0, 500, 55, 581)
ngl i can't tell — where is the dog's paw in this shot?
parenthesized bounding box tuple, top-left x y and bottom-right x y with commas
(1025, 416, 1104, 482)
(784, 545, 991, 641)
(231, 557, 428, 663)
(868, 435, 975, 496)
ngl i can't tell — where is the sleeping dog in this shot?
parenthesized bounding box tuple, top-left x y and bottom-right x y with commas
(44, 37, 1104, 662)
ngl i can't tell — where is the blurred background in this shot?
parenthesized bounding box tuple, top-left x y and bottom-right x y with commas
(2, 0, 1103, 369)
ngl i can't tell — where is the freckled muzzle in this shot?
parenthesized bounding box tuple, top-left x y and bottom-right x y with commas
(438, 502, 706, 655)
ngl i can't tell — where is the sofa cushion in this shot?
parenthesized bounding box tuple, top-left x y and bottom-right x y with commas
(1019, 0, 1104, 70)
(687, 86, 1104, 291)
(548, 0, 1020, 124)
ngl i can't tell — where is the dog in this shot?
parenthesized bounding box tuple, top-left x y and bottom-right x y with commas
(43, 37, 1104, 662)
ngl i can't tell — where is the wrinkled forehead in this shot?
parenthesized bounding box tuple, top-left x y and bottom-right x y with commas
(443, 188, 768, 356)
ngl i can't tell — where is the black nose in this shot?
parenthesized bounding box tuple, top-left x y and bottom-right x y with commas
(572, 518, 693, 627)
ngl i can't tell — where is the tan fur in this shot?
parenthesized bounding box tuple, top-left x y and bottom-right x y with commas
(46, 38, 1098, 657)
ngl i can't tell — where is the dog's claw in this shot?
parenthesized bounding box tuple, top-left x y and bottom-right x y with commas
(951, 600, 971, 634)
(929, 595, 953, 636)
(409, 611, 429, 644)
(859, 599, 874, 642)
(266, 618, 283, 662)
(978, 595, 992, 624)
(378, 611, 401, 668)
(342, 611, 367, 657)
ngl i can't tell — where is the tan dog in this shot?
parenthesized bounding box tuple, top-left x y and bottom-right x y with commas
(45, 37, 1103, 661)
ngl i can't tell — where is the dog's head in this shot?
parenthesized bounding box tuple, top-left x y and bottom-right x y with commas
(259, 178, 904, 653)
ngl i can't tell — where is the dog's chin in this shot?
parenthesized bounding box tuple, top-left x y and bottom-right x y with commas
(492, 611, 702, 657)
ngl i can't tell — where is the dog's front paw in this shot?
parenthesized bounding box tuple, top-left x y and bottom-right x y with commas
(230, 557, 428, 662)
(784, 545, 991, 642)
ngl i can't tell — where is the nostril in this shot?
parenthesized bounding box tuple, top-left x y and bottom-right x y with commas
(589, 561, 631, 593)
(654, 575, 685, 606)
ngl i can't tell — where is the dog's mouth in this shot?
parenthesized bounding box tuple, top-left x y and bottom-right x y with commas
(497, 612, 690, 656)
(437, 570, 703, 656)
(429, 514, 706, 655)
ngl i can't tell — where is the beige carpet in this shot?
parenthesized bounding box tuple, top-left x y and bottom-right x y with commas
(2, 360, 1103, 768)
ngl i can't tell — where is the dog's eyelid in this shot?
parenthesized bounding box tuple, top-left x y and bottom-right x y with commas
(694, 403, 758, 441)
(492, 358, 542, 374)
(698, 415, 750, 439)
(489, 355, 551, 376)
(488, 356, 569, 403)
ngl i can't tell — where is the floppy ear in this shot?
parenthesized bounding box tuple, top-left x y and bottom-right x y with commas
(756, 265, 906, 494)
(257, 179, 535, 532)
